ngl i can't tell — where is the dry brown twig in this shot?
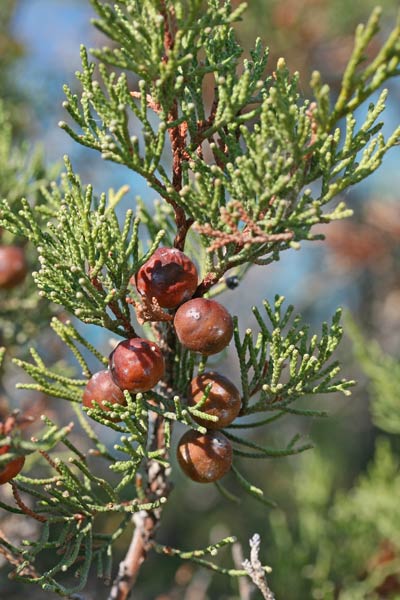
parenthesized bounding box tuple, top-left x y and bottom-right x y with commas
(194, 200, 293, 252)
(11, 482, 47, 523)
(242, 534, 275, 600)
(128, 294, 173, 325)
(108, 414, 171, 600)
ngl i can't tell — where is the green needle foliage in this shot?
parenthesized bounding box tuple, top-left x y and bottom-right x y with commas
(265, 325, 400, 599)
(2, 158, 164, 337)
(0, 1, 399, 597)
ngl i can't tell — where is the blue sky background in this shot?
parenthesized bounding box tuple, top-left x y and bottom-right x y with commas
(12, 0, 152, 198)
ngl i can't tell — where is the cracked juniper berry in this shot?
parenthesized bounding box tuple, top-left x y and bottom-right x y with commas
(134, 247, 198, 309)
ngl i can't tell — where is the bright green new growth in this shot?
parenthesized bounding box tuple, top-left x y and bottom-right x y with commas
(0, 0, 399, 597)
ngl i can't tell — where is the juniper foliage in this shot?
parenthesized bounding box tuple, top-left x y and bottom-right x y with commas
(266, 323, 400, 599)
(0, 0, 399, 597)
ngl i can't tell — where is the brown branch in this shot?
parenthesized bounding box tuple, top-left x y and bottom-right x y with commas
(168, 103, 193, 250)
(193, 199, 294, 246)
(38, 449, 62, 472)
(194, 270, 223, 297)
(242, 534, 275, 600)
(158, 0, 193, 251)
(108, 5, 205, 592)
(108, 413, 172, 600)
(11, 482, 47, 523)
(108, 511, 156, 600)
(160, 0, 174, 57)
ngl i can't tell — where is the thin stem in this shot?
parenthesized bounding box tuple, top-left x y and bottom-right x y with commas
(108, 413, 171, 600)
(157, 0, 192, 251)
(11, 482, 48, 523)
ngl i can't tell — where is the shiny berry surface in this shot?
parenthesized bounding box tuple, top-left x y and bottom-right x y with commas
(0, 245, 27, 289)
(109, 337, 165, 392)
(82, 370, 127, 418)
(135, 247, 198, 309)
(188, 371, 241, 429)
(0, 444, 25, 484)
(177, 430, 233, 483)
(174, 298, 233, 355)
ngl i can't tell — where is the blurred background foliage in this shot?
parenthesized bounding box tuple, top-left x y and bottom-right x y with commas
(0, 0, 25, 128)
(0, 0, 399, 598)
